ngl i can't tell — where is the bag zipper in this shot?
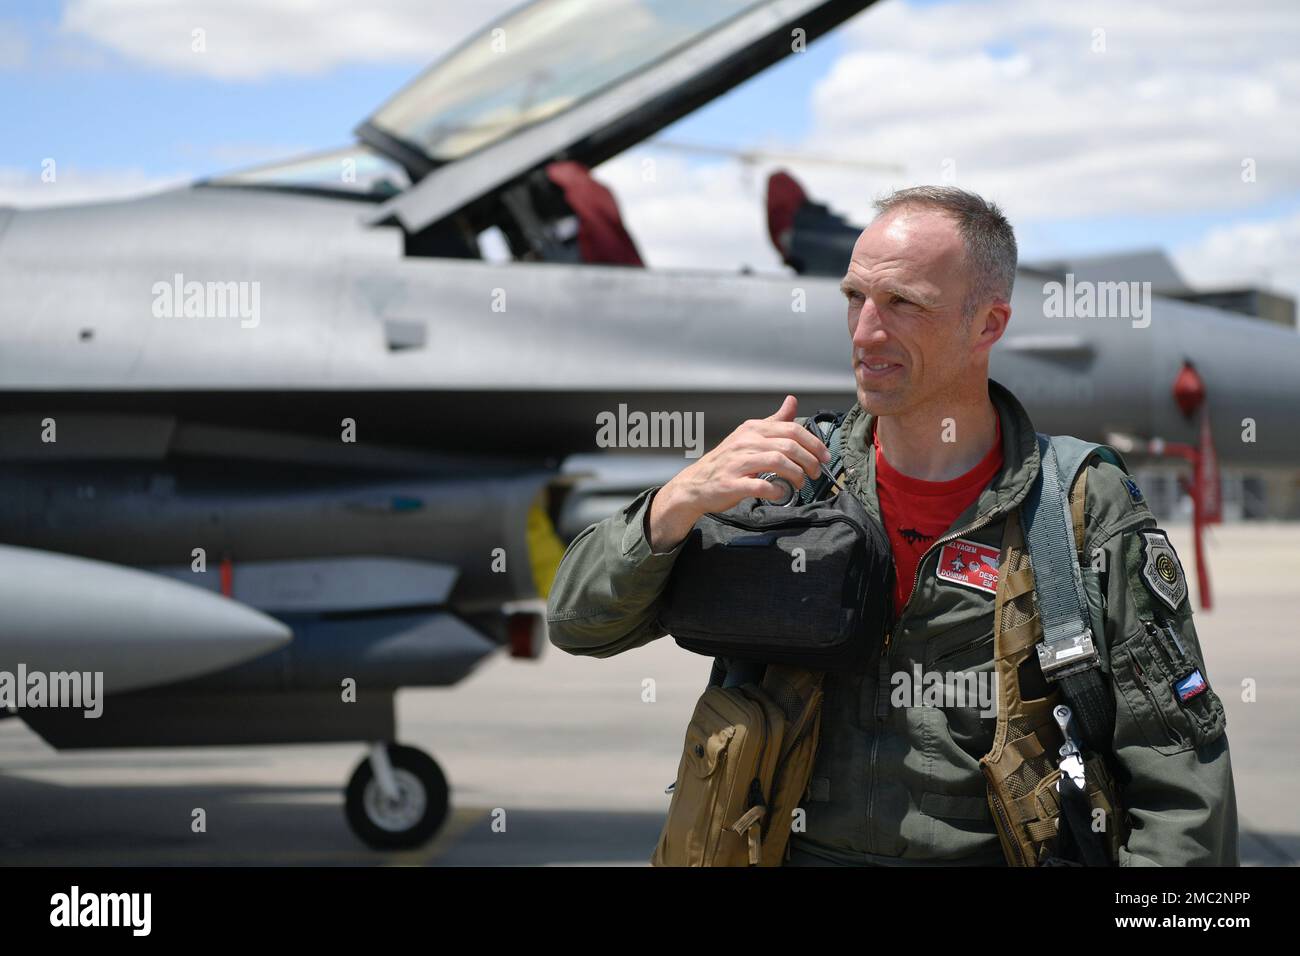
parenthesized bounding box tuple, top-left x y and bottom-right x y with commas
(707, 511, 868, 537)
(693, 509, 878, 667)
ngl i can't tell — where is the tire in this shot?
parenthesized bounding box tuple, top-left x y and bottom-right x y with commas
(345, 744, 449, 850)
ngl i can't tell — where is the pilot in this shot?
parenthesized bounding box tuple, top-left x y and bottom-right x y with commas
(545, 185, 1238, 866)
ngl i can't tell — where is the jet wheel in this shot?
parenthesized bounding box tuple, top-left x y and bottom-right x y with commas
(345, 743, 449, 849)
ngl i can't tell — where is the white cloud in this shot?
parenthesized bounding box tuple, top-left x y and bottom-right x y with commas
(0, 166, 189, 209)
(594, 151, 788, 273)
(59, 0, 519, 79)
(804, 0, 1300, 222)
(603, 0, 1300, 300)
(1174, 209, 1300, 305)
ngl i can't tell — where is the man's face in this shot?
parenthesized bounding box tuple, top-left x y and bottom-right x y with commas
(840, 206, 1000, 416)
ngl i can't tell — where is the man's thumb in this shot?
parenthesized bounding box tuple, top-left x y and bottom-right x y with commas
(766, 394, 798, 422)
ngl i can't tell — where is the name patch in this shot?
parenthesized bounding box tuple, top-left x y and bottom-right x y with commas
(936, 539, 1001, 595)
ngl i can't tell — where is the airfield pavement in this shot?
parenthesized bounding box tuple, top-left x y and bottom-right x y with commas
(1, 521, 1297, 866)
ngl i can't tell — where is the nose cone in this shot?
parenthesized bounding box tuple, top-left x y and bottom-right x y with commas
(0, 545, 291, 695)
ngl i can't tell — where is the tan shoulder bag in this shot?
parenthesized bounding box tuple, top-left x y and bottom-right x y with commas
(650, 664, 825, 866)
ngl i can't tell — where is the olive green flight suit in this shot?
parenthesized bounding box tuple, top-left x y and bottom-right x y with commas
(545, 379, 1238, 866)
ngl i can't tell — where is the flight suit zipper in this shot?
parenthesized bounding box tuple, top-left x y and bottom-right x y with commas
(865, 509, 999, 854)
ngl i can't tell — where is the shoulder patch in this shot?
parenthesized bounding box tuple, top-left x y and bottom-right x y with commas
(1138, 529, 1187, 613)
(1122, 476, 1144, 505)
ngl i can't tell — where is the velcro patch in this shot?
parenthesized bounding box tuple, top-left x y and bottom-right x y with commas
(1138, 529, 1188, 613)
(936, 539, 1001, 595)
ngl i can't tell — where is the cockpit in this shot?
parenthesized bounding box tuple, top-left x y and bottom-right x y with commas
(197, 0, 871, 270)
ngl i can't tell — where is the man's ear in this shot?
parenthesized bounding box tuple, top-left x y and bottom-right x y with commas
(973, 300, 1011, 353)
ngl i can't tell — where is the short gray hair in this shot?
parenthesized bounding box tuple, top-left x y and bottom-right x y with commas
(872, 186, 1018, 318)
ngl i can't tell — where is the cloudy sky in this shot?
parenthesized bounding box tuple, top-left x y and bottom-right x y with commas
(3, 0, 1297, 304)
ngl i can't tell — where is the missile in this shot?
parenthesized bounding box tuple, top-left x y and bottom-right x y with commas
(0, 544, 291, 696)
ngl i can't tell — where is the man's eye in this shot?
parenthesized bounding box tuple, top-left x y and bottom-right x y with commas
(890, 294, 914, 306)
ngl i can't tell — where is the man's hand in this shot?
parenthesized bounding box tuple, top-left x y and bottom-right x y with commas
(646, 395, 831, 552)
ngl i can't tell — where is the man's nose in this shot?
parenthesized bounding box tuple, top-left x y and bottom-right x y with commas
(851, 300, 888, 345)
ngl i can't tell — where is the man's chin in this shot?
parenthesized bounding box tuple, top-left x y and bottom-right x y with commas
(855, 383, 908, 416)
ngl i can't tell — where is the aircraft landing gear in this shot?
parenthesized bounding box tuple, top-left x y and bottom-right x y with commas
(345, 742, 449, 850)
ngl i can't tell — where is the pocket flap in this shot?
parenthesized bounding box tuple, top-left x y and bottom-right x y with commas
(921, 791, 992, 821)
(685, 725, 735, 778)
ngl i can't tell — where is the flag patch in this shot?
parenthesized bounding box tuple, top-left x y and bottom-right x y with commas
(936, 539, 1001, 595)
(1175, 669, 1207, 702)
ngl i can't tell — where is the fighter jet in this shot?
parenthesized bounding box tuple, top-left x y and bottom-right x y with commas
(1, 0, 1297, 849)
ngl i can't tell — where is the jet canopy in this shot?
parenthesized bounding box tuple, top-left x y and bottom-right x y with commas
(360, 0, 760, 171)
(358, 0, 874, 233)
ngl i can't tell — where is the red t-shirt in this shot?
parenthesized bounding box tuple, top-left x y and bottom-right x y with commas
(874, 417, 1003, 620)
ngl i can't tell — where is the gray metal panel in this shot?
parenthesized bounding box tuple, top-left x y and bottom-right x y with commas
(0, 188, 399, 388)
(167, 422, 529, 472)
(998, 334, 1095, 360)
(5, 209, 1300, 463)
(0, 186, 396, 260)
(993, 276, 1300, 465)
(149, 556, 459, 613)
(1025, 249, 1190, 293)
(0, 471, 553, 610)
(183, 611, 499, 691)
(365, 0, 876, 232)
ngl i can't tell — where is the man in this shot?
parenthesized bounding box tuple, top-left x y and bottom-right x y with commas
(546, 186, 1237, 866)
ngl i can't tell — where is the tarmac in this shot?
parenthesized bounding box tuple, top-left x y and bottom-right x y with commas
(0, 521, 1296, 866)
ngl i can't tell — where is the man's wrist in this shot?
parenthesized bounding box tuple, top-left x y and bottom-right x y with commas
(646, 482, 698, 554)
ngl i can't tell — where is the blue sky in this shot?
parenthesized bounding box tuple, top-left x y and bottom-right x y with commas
(2, 0, 1298, 299)
(1, 16, 413, 173)
(0, 3, 840, 177)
